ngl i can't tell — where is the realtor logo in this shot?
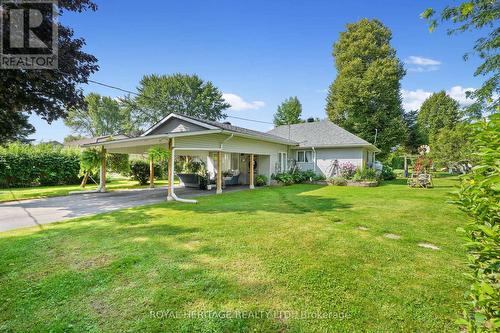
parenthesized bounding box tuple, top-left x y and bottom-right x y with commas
(0, 0, 58, 69)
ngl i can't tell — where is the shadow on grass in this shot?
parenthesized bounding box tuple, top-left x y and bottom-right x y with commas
(0, 208, 289, 332)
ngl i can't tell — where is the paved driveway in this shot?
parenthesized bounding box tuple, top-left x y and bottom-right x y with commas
(0, 186, 245, 232)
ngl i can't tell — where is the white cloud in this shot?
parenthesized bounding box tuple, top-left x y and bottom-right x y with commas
(401, 89, 432, 111)
(405, 56, 441, 66)
(401, 85, 476, 111)
(222, 93, 265, 111)
(405, 56, 441, 72)
(447, 86, 475, 106)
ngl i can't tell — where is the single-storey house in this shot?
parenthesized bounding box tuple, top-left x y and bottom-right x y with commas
(84, 113, 378, 201)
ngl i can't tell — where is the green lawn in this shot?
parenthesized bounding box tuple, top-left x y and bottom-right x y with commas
(0, 177, 171, 202)
(0, 178, 469, 332)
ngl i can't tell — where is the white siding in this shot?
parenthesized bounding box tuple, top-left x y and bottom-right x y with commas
(314, 147, 365, 177)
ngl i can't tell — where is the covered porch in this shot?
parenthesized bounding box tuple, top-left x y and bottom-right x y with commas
(88, 136, 268, 203)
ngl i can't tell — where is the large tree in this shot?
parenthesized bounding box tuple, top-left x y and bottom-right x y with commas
(65, 93, 133, 137)
(422, 1, 499, 113)
(0, 110, 35, 144)
(133, 74, 229, 128)
(0, 0, 99, 144)
(402, 110, 426, 153)
(417, 91, 461, 141)
(273, 97, 303, 126)
(325, 19, 407, 156)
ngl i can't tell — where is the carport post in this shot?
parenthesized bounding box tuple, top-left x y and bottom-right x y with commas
(149, 158, 155, 188)
(216, 151, 222, 194)
(167, 139, 174, 201)
(249, 154, 255, 189)
(98, 146, 107, 192)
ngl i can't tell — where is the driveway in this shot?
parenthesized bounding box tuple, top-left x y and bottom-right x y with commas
(0, 186, 246, 232)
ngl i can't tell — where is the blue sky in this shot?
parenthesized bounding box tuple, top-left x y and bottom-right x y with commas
(30, 0, 484, 142)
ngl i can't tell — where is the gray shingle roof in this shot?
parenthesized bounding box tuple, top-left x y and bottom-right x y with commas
(267, 120, 372, 148)
(176, 113, 296, 144)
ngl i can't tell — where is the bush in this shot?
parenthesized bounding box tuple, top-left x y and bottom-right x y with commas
(129, 160, 150, 185)
(454, 114, 499, 331)
(107, 153, 130, 175)
(327, 176, 347, 186)
(255, 174, 268, 186)
(272, 172, 294, 185)
(353, 168, 378, 182)
(0, 143, 81, 187)
(339, 162, 357, 179)
(380, 165, 396, 180)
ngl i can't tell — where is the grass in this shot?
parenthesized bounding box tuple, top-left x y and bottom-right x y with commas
(0, 177, 469, 332)
(0, 177, 172, 202)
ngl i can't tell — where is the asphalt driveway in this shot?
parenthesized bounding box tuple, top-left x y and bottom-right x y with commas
(0, 186, 246, 232)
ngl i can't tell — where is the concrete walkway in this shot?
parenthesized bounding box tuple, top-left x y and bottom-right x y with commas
(0, 186, 247, 232)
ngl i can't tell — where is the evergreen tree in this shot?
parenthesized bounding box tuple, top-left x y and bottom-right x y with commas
(326, 19, 406, 156)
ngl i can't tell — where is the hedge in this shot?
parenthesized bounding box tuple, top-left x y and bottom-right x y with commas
(0, 143, 81, 187)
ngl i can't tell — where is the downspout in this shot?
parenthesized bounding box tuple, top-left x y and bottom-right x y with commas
(170, 140, 197, 204)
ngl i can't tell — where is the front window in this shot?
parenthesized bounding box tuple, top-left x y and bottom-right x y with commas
(297, 150, 312, 163)
(277, 152, 287, 172)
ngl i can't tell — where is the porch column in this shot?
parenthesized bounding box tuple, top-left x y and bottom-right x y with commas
(249, 154, 255, 189)
(149, 157, 155, 188)
(98, 146, 107, 193)
(167, 139, 174, 201)
(216, 151, 222, 194)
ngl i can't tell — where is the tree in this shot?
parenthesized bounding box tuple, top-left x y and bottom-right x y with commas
(65, 93, 133, 137)
(0, 0, 99, 144)
(0, 110, 35, 144)
(325, 19, 407, 157)
(429, 123, 473, 171)
(64, 134, 85, 144)
(422, 1, 499, 112)
(133, 73, 229, 128)
(402, 110, 426, 153)
(273, 97, 303, 126)
(417, 91, 461, 141)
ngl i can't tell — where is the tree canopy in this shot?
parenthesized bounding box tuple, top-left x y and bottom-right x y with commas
(133, 73, 229, 129)
(64, 93, 133, 137)
(422, 0, 499, 112)
(273, 97, 303, 126)
(325, 19, 406, 156)
(417, 91, 461, 140)
(0, 0, 99, 144)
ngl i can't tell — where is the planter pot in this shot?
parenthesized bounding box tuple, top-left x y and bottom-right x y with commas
(177, 173, 201, 188)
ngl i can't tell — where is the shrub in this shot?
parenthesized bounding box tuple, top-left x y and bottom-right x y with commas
(327, 176, 347, 186)
(0, 143, 81, 187)
(272, 172, 294, 185)
(107, 153, 130, 175)
(453, 114, 499, 331)
(129, 160, 150, 185)
(339, 162, 357, 179)
(380, 164, 396, 180)
(255, 174, 268, 187)
(353, 168, 378, 182)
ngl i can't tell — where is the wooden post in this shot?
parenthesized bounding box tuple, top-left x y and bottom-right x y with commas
(216, 151, 222, 194)
(149, 158, 155, 188)
(249, 154, 255, 189)
(80, 172, 89, 188)
(404, 155, 408, 178)
(167, 139, 174, 201)
(99, 146, 106, 192)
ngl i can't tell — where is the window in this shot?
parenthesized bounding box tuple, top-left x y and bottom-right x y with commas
(277, 152, 287, 172)
(297, 150, 312, 163)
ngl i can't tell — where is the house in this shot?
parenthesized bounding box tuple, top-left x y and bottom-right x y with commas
(84, 113, 378, 201)
(268, 120, 379, 176)
(64, 135, 129, 148)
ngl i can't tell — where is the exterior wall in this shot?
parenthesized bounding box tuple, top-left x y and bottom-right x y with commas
(294, 147, 366, 177)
